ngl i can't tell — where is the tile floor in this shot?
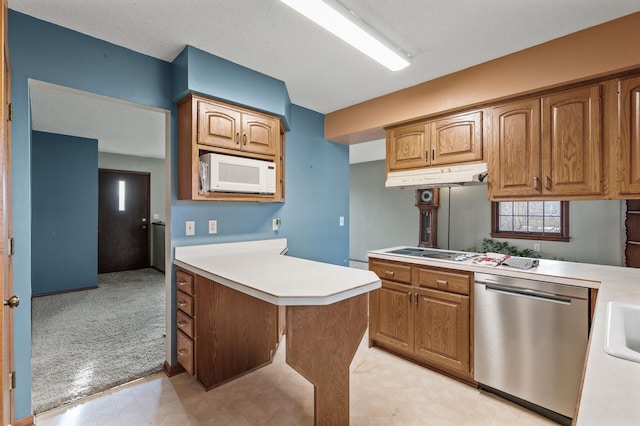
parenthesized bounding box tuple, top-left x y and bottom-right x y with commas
(36, 333, 556, 426)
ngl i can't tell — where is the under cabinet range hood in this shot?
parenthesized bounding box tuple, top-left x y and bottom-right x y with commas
(385, 162, 488, 189)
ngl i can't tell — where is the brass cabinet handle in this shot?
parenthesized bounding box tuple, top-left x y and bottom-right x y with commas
(178, 301, 187, 307)
(177, 349, 187, 356)
(384, 270, 395, 277)
(436, 279, 448, 288)
(425, 150, 429, 161)
(177, 281, 187, 287)
(544, 176, 551, 190)
(408, 292, 412, 304)
(236, 132, 240, 144)
(243, 134, 247, 145)
(415, 292, 418, 305)
(178, 321, 187, 328)
(533, 176, 540, 190)
(431, 149, 435, 161)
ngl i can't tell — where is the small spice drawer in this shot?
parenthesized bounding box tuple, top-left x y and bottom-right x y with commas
(176, 330, 194, 375)
(176, 290, 194, 316)
(176, 270, 194, 295)
(370, 260, 412, 284)
(176, 309, 194, 338)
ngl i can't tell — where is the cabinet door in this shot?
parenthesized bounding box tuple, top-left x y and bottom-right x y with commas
(489, 98, 542, 198)
(369, 280, 414, 353)
(241, 112, 278, 156)
(197, 100, 242, 150)
(431, 111, 483, 166)
(414, 287, 469, 376)
(618, 76, 640, 194)
(387, 124, 429, 171)
(542, 85, 602, 196)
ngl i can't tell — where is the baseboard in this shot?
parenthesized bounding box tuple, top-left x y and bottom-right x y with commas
(14, 415, 35, 426)
(31, 286, 99, 298)
(163, 361, 185, 377)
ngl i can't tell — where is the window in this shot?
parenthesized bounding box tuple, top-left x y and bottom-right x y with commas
(491, 201, 569, 241)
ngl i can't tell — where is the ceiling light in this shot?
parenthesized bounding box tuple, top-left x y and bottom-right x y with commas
(280, 0, 411, 71)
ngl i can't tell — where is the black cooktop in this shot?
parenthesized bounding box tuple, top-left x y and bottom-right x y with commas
(385, 247, 479, 262)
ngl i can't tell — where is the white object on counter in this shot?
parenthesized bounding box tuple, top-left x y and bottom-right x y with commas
(174, 238, 381, 306)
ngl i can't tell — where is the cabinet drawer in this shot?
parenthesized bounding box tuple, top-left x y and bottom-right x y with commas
(176, 290, 194, 316)
(417, 268, 470, 295)
(370, 261, 412, 284)
(176, 309, 194, 338)
(177, 330, 194, 375)
(176, 270, 194, 295)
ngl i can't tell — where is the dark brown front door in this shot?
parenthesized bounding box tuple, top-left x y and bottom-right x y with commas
(99, 169, 150, 273)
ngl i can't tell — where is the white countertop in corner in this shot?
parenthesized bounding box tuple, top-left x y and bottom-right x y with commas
(367, 246, 640, 426)
(174, 239, 381, 306)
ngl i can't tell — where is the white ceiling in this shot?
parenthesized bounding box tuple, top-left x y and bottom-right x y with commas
(12, 0, 640, 158)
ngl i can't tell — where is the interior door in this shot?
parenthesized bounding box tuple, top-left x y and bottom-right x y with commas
(1, 0, 13, 422)
(98, 169, 150, 273)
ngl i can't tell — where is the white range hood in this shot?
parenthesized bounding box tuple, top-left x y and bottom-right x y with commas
(385, 162, 488, 189)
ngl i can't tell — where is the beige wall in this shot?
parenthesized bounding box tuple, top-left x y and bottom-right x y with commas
(327, 12, 640, 144)
(350, 160, 623, 266)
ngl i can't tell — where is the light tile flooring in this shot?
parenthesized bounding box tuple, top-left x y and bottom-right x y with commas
(36, 333, 556, 426)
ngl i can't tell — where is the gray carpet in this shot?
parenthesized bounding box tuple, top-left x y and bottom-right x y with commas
(31, 268, 166, 414)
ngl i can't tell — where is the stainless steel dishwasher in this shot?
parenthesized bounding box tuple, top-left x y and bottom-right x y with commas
(474, 273, 589, 424)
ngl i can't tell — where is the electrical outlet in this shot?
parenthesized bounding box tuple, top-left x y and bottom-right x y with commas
(208, 220, 217, 234)
(339, 216, 345, 227)
(185, 221, 195, 236)
(152, 213, 160, 220)
(272, 218, 281, 231)
(533, 243, 541, 252)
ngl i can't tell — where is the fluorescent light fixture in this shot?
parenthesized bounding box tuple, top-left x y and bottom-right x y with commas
(280, 0, 410, 71)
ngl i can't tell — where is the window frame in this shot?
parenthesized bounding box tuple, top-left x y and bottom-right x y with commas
(490, 201, 570, 242)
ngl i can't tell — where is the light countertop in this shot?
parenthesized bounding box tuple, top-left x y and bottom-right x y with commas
(174, 238, 381, 306)
(367, 246, 640, 426)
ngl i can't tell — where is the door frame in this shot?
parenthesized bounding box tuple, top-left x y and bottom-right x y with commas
(1, 0, 13, 422)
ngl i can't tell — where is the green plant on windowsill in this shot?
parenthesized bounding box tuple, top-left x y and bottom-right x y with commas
(464, 238, 542, 258)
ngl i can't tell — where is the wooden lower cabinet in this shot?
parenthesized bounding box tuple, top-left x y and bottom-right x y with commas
(175, 268, 279, 390)
(369, 260, 473, 382)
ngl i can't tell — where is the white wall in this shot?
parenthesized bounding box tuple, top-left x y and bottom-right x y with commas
(350, 160, 624, 266)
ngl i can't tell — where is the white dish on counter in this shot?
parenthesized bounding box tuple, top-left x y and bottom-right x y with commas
(605, 301, 640, 363)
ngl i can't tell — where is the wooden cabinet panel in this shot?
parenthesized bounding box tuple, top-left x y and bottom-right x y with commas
(618, 75, 640, 195)
(242, 112, 278, 156)
(416, 267, 470, 295)
(414, 288, 469, 375)
(387, 123, 428, 171)
(197, 100, 242, 150)
(431, 111, 483, 166)
(195, 274, 277, 390)
(369, 260, 412, 284)
(542, 85, 602, 196)
(369, 280, 414, 353)
(489, 99, 542, 198)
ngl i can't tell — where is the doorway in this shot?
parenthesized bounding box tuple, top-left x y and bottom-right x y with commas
(28, 81, 170, 413)
(98, 169, 151, 273)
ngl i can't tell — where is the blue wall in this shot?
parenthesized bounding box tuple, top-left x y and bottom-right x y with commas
(31, 131, 98, 296)
(9, 10, 350, 419)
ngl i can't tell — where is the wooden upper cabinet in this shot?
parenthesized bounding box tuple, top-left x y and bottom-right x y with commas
(241, 112, 279, 156)
(489, 84, 602, 199)
(387, 123, 429, 170)
(489, 99, 542, 198)
(542, 85, 602, 197)
(430, 111, 483, 166)
(618, 75, 640, 195)
(197, 99, 277, 157)
(387, 110, 483, 172)
(178, 93, 284, 202)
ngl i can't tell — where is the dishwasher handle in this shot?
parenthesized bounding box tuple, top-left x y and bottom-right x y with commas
(482, 283, 572, 305)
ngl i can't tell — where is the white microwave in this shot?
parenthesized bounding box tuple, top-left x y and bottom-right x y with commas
(199, 153, 276, 194)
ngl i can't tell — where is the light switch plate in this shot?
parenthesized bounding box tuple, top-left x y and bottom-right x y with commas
(272, 218, 281, 231)
(185, 221, 195, 236)
(339, 216, 345, 227)
(152, 213, 160, 220)
(208, 220, 217, 234)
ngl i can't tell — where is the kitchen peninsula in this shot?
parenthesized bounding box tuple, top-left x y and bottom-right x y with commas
(174, 239, 381, 425)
